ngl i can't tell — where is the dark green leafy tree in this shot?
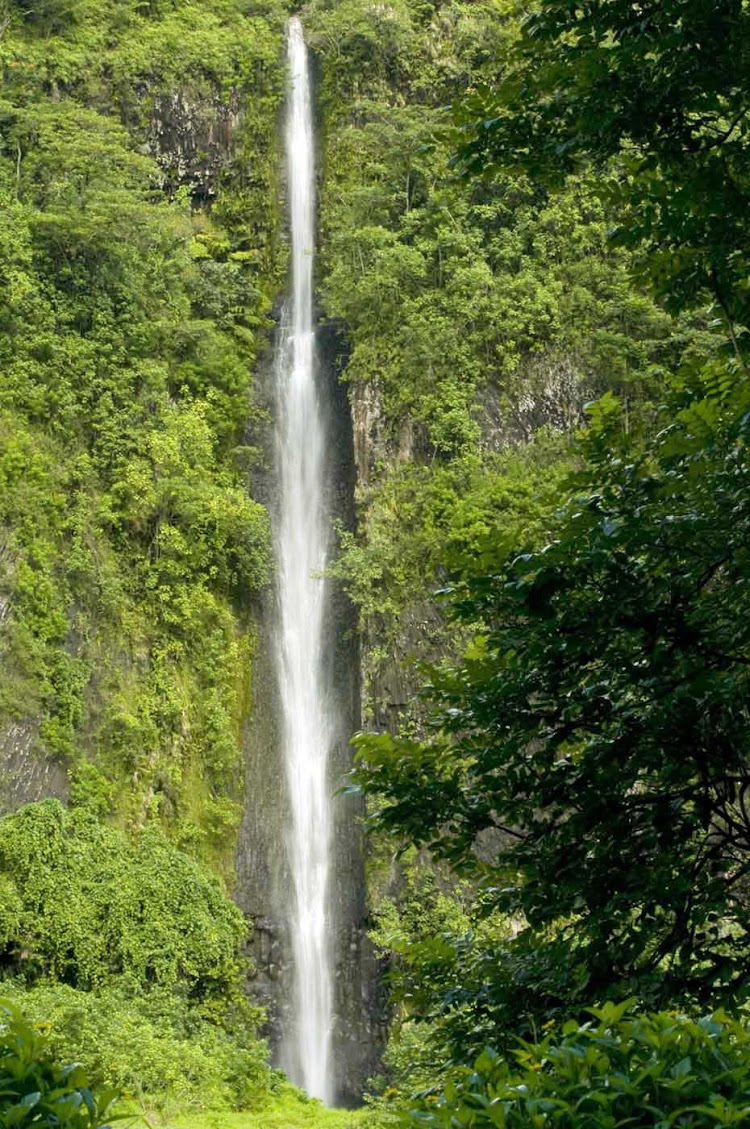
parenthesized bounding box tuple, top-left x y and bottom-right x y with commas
(453, 0, 750, 332)
(354, 381, 750, 1036)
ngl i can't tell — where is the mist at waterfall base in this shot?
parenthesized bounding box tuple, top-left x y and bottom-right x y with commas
(273, 17, 336, 1106)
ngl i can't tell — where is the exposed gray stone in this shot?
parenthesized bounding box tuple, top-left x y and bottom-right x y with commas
(0, 721, 68, 816)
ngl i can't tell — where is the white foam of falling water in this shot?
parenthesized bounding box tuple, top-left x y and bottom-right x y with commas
(274, 16, 335, 1106)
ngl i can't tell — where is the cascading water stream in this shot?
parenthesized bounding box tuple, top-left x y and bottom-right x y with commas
(274, 17, 335, 1105)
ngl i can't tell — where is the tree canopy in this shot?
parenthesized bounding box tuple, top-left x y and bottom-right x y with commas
(453, 0, 750, 330)
(355, 387, 750, 1029)
(351, 0, 750, 1055)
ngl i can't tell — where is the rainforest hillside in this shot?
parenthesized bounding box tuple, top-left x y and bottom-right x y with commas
(0, 0, 288, 862)
(0, 0, 294, 1115)
(1, 0, 750, 1125)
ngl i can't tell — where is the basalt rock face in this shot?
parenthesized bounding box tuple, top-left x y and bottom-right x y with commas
(478, 352, 592, 448)
(0, 545, 68, 814)
(235, 321, 381, 1107)
(321, 322, 384, 1103)
(0, 722, 68, 817)
(348, 348, 593, 740)
(141, 90, 244, 201)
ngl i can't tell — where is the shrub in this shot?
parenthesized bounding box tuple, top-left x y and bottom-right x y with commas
(410, 1002, 750, 1128)
(0, 997, 119, 1129)
(0, 982, 271, 1113)
(0, 802, 273, 1113)
(0, 801, 246, 1001)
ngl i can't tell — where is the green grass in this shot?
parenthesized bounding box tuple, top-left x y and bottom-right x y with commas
(151, 1090, 385, 1129)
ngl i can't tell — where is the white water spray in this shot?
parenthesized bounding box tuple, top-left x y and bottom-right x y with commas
(274, 17, 335, 1105)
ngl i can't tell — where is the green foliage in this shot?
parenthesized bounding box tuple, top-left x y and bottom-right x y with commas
(0, 983, 270, 1115)
(0, 802, 273, 1114)
(336, 440, 570, 628)
(0, 997, 119, 1129)
(325, 167, 674, 451)
(312, 0, 680, 755)
(354, 371, 750, 1035)
(332, 437, 571, 729)
(410, 1004, 750, 1129)
(310, 0, 679, 461)
(364, 849, 484, 1097)
(306, 0, 418, 102)
(452, 0, 750, 329)
(0, 0, 285, 861)
(0, 800, 246, 1000)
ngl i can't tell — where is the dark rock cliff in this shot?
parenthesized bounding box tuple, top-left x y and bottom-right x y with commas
(235, 320, 381, 1107)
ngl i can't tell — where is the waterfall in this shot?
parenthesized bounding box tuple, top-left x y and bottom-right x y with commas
(274, 17, 335, 1105)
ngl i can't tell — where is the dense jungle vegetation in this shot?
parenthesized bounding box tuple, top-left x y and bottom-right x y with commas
(0, 0, 295, 1118)
(2, 0, 750, 1125)
(307, 0, 750, 1121)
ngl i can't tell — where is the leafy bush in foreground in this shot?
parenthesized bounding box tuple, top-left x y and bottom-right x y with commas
(410, 1003, 750, 1128)
(0, 982, 271, 1113)
(0, 998, 119, 1129)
